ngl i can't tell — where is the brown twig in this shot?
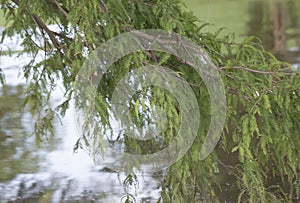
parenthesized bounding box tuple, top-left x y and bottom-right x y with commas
(99, 0, 107, 13)
(219, 66, 297, 75)
(218, 160, 243, 182)
(53, 0, 68, 18)
(226, 86, 251, 101)
(12, 0, 64, 56)
(32, 14, 63, 55)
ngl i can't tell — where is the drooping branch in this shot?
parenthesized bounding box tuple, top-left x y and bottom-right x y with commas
(32, 14, 64, 56)
(53, 0, 68, 18)
(12, 0, 64, 56)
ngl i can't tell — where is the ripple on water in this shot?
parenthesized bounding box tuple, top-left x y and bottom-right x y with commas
(0, 44, 161, 202)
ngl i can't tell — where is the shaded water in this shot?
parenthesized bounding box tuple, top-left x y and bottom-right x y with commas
(1, 0, 300, 202)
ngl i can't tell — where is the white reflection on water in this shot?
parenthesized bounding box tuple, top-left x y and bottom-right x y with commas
(0, 32, 160, 202)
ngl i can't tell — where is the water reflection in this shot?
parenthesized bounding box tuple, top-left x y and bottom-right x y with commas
(247, 0, 300, 66)
(0, 55, 161, 202)
(0, 84, 39, 182)
(187, 0, 300, 69)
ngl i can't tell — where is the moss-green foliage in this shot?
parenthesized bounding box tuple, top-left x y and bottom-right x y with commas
(0, 10, 7, 27)
(0, 0, 299, 202)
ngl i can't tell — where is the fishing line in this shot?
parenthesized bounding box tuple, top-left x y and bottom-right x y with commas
(206, 0, 211, 32)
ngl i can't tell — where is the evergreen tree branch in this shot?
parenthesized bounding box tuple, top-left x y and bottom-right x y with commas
(53, 0, 68, 18)
(12, 0, 64, 56)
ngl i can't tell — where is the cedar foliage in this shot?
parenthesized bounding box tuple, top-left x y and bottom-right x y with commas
(0, 0, 299, 202)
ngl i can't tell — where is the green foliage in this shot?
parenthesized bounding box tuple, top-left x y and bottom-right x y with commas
(1, 0, 299, 202)
(0, 68, 5, 86)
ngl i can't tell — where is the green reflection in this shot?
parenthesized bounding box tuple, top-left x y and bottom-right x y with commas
(186, 0, 300, 62)
(0, 85, 39, 181)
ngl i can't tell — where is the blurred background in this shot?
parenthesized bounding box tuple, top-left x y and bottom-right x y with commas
(186, 0, 300, 69)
